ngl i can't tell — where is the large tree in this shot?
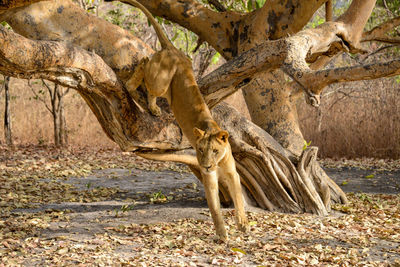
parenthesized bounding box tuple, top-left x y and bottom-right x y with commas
(0, 0, 399, 215)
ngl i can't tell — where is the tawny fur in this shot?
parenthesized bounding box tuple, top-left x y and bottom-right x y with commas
(115, 0, 248, 240)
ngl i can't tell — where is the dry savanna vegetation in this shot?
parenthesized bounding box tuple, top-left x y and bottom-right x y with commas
(1, 0, 400, 265)
(1, 68, 399, 158)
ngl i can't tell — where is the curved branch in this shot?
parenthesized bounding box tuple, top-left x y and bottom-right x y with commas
(307, 58, 400, 89)
(0, 25, 122, 92)
(362, 16, 400, 43)
(362, 36, 400, 45)
(0, 23, 190, 152)
(130, 0, 241, 58)
(126, 0, 327, 59)
(198, 22, 354, 107)
(336, 0, 376, 49)
(4, 0, 153, 81)
(252, 0, 328, 40)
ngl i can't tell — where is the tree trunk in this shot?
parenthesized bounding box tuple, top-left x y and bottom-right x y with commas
(59, 97, 68, 146)
(57, 86, 69, 146)
(49, 84, 60, 147)
(326, 0, 333, 22)
(4, 76, 13, 147)
(1, 0, 398, 215)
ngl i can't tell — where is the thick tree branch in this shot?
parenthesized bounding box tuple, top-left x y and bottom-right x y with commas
(305, 59, 400, 90)
(0, 23, 189, 152)
(3, 0, 153, 82)
(362, 16, 400, 44)
(118, 0, 328, 59)
(0, 25, 122, 92)
(198, 22, 358, 107)
(336, 0, 377, 49)
(251, 0, 328, 40)
(325, 0, 333, 21)
(130, 0, 241, 58)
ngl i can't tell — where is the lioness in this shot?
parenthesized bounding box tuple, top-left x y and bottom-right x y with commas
(106, 0, 248, 240)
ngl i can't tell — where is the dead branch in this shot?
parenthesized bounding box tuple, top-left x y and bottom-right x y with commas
(208, 0, 226, 12)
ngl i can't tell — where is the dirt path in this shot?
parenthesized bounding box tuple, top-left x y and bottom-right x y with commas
(27, 166, 400, 232)
(325, 167, 400, 194)
(1, 147, 399, 266)
(10, 166, 399, 266)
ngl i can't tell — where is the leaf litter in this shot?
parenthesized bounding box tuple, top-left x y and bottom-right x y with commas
(0, 145, 399, 266)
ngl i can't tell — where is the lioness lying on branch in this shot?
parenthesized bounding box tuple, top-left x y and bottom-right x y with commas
(105, 0, 248, 241)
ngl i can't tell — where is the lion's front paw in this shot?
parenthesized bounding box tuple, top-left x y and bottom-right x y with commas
(237, 216, 249, 232)
(214, 226, 227, 242)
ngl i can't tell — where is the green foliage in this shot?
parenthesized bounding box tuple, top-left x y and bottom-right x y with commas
(200, 0, 266, 12)
(114, 203, 135, 217)
(244, 0, 266, 11)
(367, 1, 400, 31)
(376, 0, 400, 16)
(309, 15, 325, 28)
(1, 21, 11, 29)
(302, 140, 312, 150)
(106, 8, 125, 27)
(358, 193, 373, 203)
(211, 52, 221, 65)
(168, 25, 198, 55)
(149, 190, 172, 203)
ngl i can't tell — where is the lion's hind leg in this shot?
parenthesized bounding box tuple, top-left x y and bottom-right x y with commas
(143, 50, 177, 116)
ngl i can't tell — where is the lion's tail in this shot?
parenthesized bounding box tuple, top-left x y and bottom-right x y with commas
(110, 0, 173, 49)
(136, 152, 199, 166)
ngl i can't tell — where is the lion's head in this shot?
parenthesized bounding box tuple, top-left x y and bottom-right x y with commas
(193, 127, 229, 173)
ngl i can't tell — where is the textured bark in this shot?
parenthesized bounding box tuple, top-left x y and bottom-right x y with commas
(0, 0, 398, 215)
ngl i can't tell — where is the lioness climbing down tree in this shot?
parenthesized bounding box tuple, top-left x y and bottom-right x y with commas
(105, 0, 248, 240)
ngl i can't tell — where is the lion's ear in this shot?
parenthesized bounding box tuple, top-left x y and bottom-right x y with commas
(193, 128, 205, 139)
(216, 131, 229, 143)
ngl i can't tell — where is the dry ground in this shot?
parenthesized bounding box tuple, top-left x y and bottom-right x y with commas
(0, 145, 399, 266)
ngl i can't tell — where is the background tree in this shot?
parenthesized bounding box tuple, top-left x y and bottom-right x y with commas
(0, 0, 399, 215)
(2, 76, 13, 147)
(28, 80, 70, 147)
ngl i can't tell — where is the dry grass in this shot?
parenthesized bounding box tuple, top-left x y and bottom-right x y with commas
(1, 75, 399, 159)
(0, 78, 117, 149)
(299, 77, 400, 159)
